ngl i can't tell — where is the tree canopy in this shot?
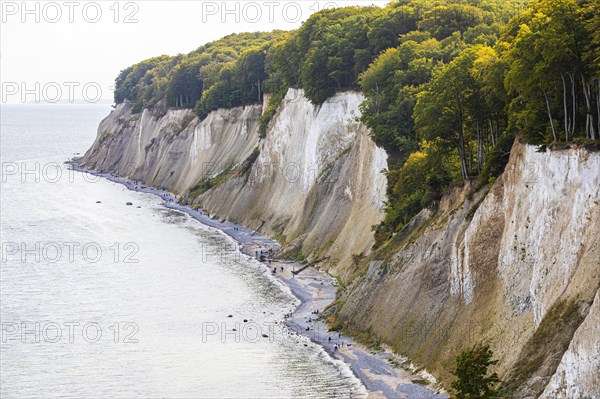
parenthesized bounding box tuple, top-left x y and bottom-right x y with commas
(112, 0, 599, 247)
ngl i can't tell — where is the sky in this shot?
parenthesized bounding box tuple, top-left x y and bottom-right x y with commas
(1, 0, 386, 104)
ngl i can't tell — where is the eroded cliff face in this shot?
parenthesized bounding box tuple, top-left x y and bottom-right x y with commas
(79, 89, 388, 277)
(196, 89, 388, 277)
(337, 141, 600, 398)
(79, 101, 262, 193)
(80, 91, 599, 397)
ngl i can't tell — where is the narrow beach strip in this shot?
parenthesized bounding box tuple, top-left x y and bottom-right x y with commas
(68, 161, 448, 399)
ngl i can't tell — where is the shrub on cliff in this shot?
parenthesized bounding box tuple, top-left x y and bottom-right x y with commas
(451, 344, 501, 399)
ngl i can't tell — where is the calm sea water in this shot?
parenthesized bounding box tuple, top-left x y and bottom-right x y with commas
(0, 104, 365, 398)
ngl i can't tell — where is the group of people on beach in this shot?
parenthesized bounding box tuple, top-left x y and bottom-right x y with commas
(123, 178, 178, 203)
(254, 247, 275, 264)
(328, 332, 349, 351)
(333, 341, 351, 351)
(302, 310, 349, 352)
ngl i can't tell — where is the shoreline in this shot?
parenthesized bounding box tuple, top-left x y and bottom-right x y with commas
(68, 161, 447, 399)
(274, 265, 447, 399)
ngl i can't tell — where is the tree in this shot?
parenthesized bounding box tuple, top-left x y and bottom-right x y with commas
(301, 44, 337, 104)
(234, 48, 267, 104)
(414, 46, 483, 180)
(367, 4, 418, 54)
(166, 56, 204, 108)
(114, 55, 173, 106)
(418, 4, 486, 40)
(451, 344, 501, 399)
(470, 45, 508, 171)
(110, 0, 598, 251)
(359, 37, 441, 163)
(503, 0, 591, 143)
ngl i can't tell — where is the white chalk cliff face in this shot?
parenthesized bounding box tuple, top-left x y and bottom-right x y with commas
(338, 141, 600, 398)
(79, 89, 388, 275)
(197, 89, 388, 275)
(80, 89, 599, 397)
(80, 101, 262, 193)
(541, 289, 600, 399)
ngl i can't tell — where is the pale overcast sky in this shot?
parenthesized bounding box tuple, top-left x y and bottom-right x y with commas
(1, 0, 386, 104)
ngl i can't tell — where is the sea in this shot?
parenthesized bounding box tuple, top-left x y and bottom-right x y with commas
(0, 103, 365, 398)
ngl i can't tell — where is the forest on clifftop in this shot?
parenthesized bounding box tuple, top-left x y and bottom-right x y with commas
(112, 0, 600, 246)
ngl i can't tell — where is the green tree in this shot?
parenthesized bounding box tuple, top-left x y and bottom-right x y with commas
(114, 55, 173, 106)
(414, 46, 483, 180)
(166, 55, 204, 108)
(375, 139, 451, 244)
(360, 37, 441, 164)
(451, 344, 501, 399)
(367, 4, 419, 54)
(503, 0, 591, 143)
(418, 4, 486, 40)
(301, 44, 337, 104)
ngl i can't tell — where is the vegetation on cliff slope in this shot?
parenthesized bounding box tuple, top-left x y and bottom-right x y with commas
(451, 344, 501, 399)
(113, 0, 600, 247)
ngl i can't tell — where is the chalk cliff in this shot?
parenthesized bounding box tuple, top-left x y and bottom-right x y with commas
(337, 141, 600, 398)
(79, 89, 388, 277)
(80, 90, 599, 398)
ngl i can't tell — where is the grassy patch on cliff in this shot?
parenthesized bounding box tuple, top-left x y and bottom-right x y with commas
(283, 250, 306, 263)
(188, 165, 234, 200)
(258, 92, 284, 138)
(186, 148, 261, 203)
(503, 298, 586, 397)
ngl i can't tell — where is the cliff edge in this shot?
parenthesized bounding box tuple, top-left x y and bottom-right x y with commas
(79, 91, 599, 398)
